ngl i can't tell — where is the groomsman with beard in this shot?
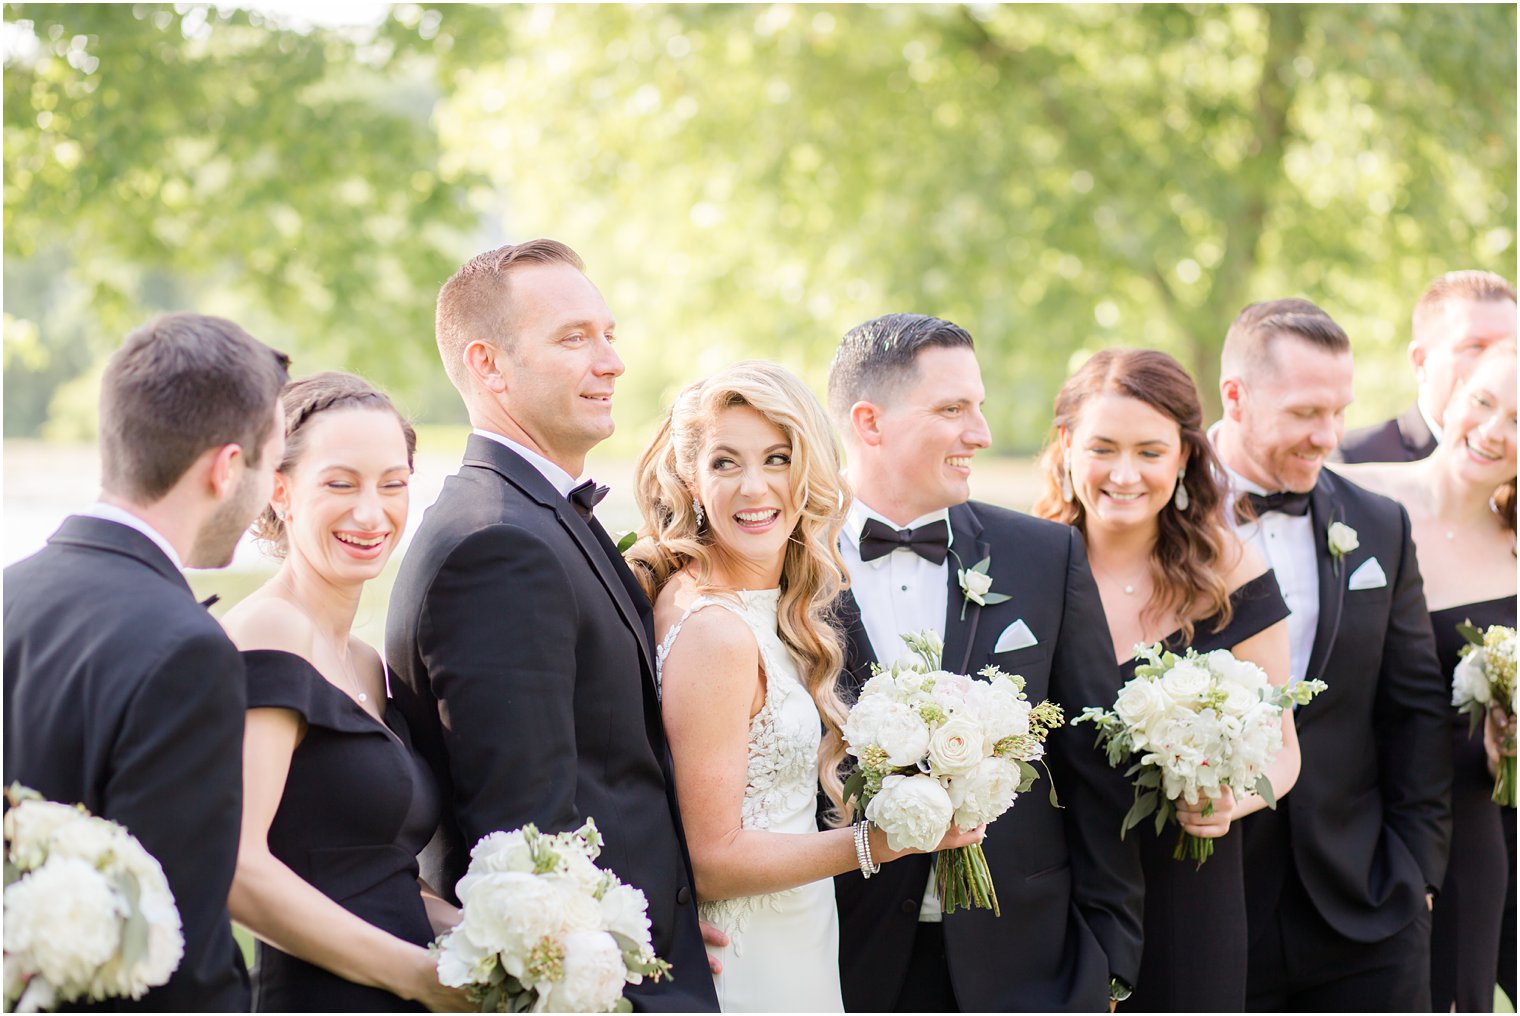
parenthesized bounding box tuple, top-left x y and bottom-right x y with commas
(386, 240, 717, 1011)
(825, 313, 1143, 1012)
(1210, 299, 1452, 1009)
(4, 314, 290, 1010)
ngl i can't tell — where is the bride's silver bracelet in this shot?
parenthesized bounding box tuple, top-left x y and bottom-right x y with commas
(853, 820, 881, 878)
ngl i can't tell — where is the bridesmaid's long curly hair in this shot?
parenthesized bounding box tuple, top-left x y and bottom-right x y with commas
(1033, 349, 1234, 643)
(628, 361, 853, 819)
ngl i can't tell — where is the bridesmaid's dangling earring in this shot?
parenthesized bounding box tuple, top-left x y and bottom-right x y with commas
(1173, 467, 1189, 511)
(692, 498, 705, 528)
(1061, 451, 1074, 503)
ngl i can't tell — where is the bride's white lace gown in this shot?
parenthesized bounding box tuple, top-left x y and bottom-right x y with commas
(656, 587, 844, 1013)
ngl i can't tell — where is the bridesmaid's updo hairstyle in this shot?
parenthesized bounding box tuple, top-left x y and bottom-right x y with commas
(252, 371, 417, 556)
(628, 361, 853, 818)
(1033, 348, 1235, 642)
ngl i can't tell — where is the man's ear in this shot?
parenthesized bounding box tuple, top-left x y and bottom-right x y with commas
(849, 401, 885, 448)
(464, 340, 509, 395)
(205, 443, 243, 499)
(1219, 376, 1246, 421)
(1407, 338, 1428, 379)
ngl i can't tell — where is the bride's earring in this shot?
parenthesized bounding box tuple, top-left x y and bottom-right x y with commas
(1061, 450, 1074, 503)
(1173, 467, 1189, 511)
(692, 498, 705, 528)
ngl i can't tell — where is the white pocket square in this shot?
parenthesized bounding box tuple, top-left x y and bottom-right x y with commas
(1347, 557, 1387, 590)
(993, 619, 1038, 653)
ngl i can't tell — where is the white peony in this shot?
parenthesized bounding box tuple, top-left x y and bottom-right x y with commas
(543, 873, 604, 934)
(865, 774, 954, 852)
(435, 924, 495, 988)
(5, 858, 124, 996)
(1112, 678, 1171, 742)
(4, 801, 88, 871)
(929, 672, 975, 712)
(969, 681, 1031, 743)
(1206, 649, 1268, 692)
(46, 816, 132, 870)
(873, 703, 933, 767)
(456, 872, 567, 977)
(1160, 662, 1213, 701)
(947, 756, 1021, 828)
(925, 717, 986, 776)
(598, 882, 653, 950)
(1453, 652, 1493, 708)
(541, 931, 627, 1013)
(468, 829, 536, 874)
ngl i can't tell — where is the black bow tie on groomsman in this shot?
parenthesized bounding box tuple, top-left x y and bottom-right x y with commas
(858, 517, 951, 565)
(1236, 489, 1312, 524)
(568, 479, 609, 522)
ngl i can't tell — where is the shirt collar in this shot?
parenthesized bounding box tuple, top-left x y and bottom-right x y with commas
(844, 499, 952, 552)
(78, 501, 184, 570)
(1415, 397, 1444, 444)
(472, 428, 578, 498)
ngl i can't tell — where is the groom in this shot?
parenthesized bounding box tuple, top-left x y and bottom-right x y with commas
(386, 240, 717, 1011)
(826, 313, 1143, 1011)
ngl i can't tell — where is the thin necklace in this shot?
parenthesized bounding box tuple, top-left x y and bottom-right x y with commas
(1091, 561, 1148, 596)
(318, 627, 368, 705)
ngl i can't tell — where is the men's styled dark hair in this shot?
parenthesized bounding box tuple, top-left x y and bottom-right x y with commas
(99, 313, 291, 503)
(826, 312, 975, 425)
(435, 238, 586, 389)
(1220, 297, 1350, 381)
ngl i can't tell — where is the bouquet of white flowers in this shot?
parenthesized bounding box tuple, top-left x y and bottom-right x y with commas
(433, 819, 671, 1013)
(1075, 645, 1325, 866)
(840, 631, 1065, 917)
(1451, 622, 1518, 807)
(3, 785, 184, 1013)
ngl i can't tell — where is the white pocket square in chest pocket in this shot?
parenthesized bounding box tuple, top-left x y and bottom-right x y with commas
(993, 619, 1039, 653)
(1347, 557, 1387, 590)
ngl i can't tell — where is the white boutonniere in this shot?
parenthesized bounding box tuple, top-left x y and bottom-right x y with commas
(956, 556, 1012, 620)
(1327, 521, 1359, 561)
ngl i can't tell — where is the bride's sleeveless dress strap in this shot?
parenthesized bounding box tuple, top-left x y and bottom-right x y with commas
(654, 595, 746, 696)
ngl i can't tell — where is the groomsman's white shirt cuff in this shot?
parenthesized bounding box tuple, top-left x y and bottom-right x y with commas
(840, 498, 951, 921)
(472, 428, 578, 498)
(80, 501, 183, 571)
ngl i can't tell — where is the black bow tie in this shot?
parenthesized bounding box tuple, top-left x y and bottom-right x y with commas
(858, 517, 950, 565)
(1239, 490, 1312, 522)
(568, 479, 609, 522)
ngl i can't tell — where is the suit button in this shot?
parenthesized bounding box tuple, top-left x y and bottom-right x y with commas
(677, 886, 691, 906)
(901, 899, 918, 915)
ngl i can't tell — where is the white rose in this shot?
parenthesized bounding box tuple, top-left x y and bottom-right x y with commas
(959, 568, 993, 606)
(542, 930, 627, 1013)
(5, 858, 124, 996)
(1160, 662, 1212, 701)
(544, 872, 605, 933)
(4, 801, 88, 871)
(1112, 677, 1171, 738)
(865, 774, 954, 852)
(1217, 680, 1258, 718)
(598, 882, 653, 950)
(948, 756, 1021, 828)
(874, 703, 933, 767)
(925, 716, 986, 776)
(1206, 650, 1268, 691)
(1327, 521, 1359, 557)
(468, 830, 536, 874)
(841, 695, 895, 755)
(929, 672, 974, 712)
(972, 681, 1031, 743)
(1452, 652, 1493, 708)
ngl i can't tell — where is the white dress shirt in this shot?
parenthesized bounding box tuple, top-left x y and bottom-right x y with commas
(839, 498, 953, 920)
(473, 429, 578, 498)
(1209, 427, 1319, 684)
(78, 501, 184, 571)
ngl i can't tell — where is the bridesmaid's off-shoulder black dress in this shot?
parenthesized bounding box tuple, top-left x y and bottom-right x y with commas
(243, 650, 441, 1012)
(1119, 570, 1291, 1013)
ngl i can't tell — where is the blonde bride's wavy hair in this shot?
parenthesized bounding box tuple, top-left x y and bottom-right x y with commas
(628, 361, 853, 820)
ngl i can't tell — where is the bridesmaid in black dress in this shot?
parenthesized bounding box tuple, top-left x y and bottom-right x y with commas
(1337, 341, 1517, 1012)
(222, 373, 469, 1012)
(1035, 349, 1299, 1012)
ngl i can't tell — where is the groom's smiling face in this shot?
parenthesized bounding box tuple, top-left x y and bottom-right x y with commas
(499, 262, 625, 472)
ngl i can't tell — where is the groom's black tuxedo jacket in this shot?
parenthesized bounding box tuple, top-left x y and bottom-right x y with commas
(386, 435, 716, 1012)
(1241, 469, 1452, 944)
(3, 516, 250, 1011)
(833, 500, 1143, 1012)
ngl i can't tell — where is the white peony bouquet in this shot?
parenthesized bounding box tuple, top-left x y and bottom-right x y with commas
(1075, 645, 1325, 866)
(841, 630, 1065, 916)
(3, 785, 184, 1013)
(1451, 622, 1517, 807)
(433, 819, 671, 1013)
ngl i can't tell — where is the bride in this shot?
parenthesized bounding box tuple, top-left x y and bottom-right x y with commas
(628, 361, 980, 1012)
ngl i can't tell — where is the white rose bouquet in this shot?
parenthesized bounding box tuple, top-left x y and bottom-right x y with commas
(1451, 622, 1518, 807)
(3, 785, 184, 1013)
(433, 819, 671, 1013)
(841, 631, 1065, 916)
(1074, 645, 1325, 866)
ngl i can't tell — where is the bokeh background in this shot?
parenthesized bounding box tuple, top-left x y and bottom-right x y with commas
(5, 1, 1517, 585)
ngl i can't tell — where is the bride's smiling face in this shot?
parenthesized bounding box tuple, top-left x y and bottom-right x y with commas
(693, 405, 798, 584)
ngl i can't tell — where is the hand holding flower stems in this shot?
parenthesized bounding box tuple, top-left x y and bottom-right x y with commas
(1173, 785, 1236, 839)
(1452, 622, 1517, 805)
(1485, 706, 1518, 780)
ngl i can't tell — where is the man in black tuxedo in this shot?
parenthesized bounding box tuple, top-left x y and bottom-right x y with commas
(386, 240, 716, 1012)
(1338, 270, 1515, 464)
(4, 314, 289, 1011)
(1211, 299, 1452, 1009)
(825, 314, 1143, 1012)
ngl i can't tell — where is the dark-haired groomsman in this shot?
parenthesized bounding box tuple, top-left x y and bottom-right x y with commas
(826, 313, 1143, 1011)
(1210, 299, 1452, 1010)
(4, 314, 290, 1010)
(1339, 270, 1516, 463)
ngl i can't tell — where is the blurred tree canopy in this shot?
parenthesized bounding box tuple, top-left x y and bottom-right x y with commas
(5, 3, 1515, 452)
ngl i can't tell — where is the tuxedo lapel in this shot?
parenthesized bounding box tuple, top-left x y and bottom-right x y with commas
(1305, 473, 1347, 686)
(836, 588, 879, 701)
(942, 503, 991, 676)
(49, 515, 193, 596)
(1397, 403, 1437, 461)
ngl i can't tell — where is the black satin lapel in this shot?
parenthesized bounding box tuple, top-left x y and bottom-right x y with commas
(560, 510, 655, 673)
(942, 505, 988, 677)
(836, 589, 878, 702)
(1305, 477, 1346, 685)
